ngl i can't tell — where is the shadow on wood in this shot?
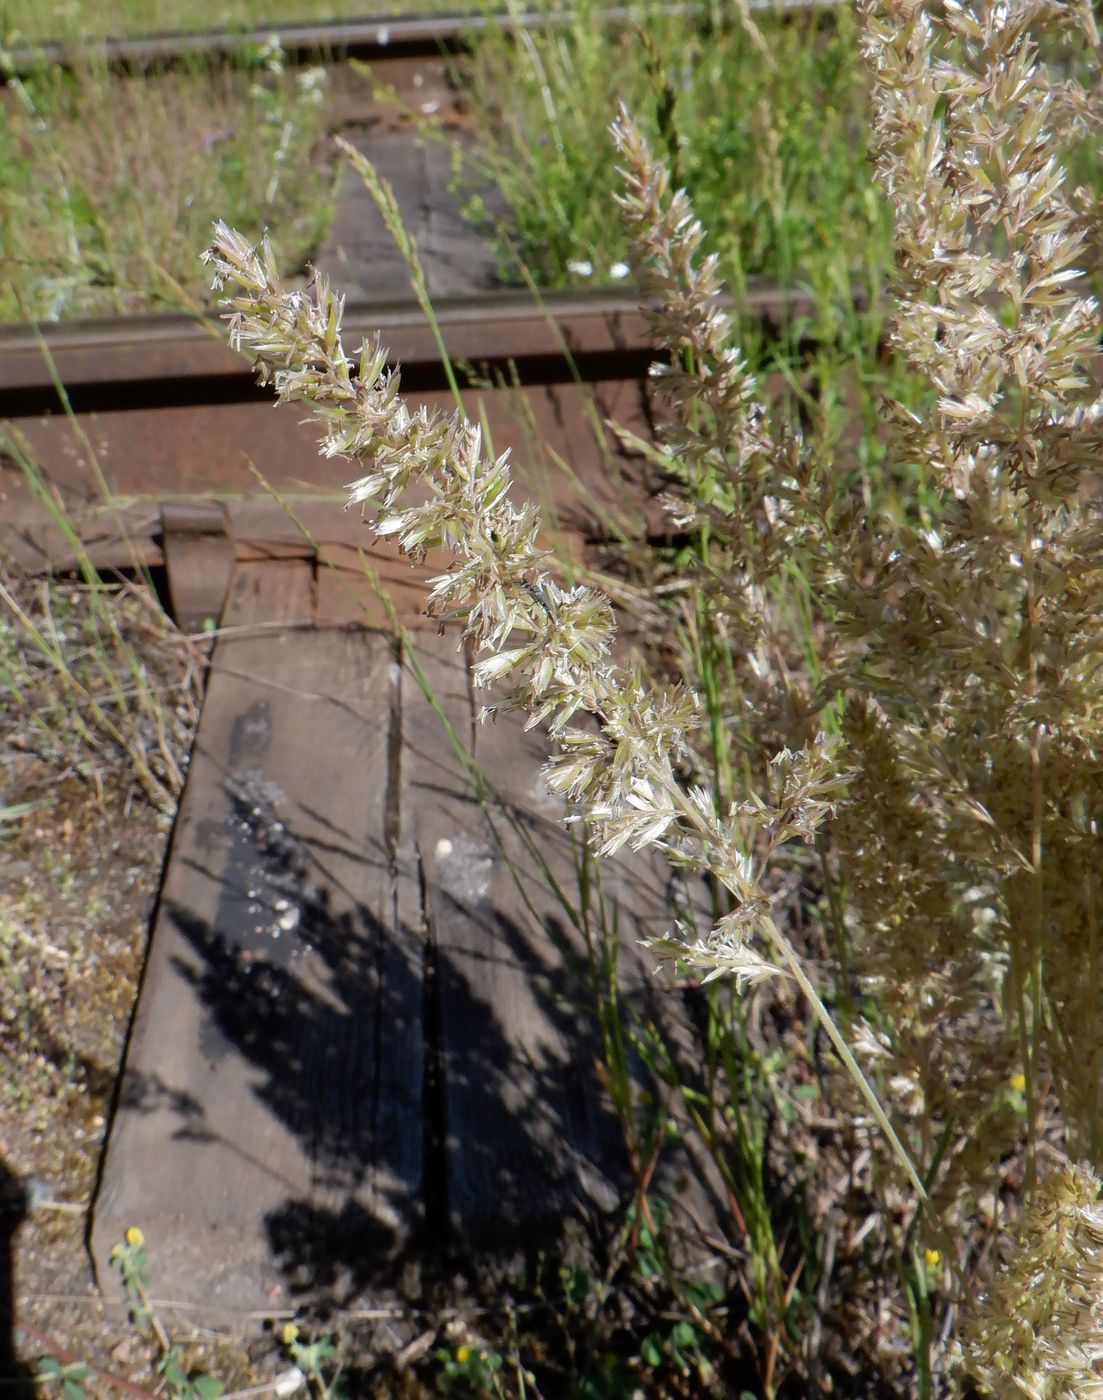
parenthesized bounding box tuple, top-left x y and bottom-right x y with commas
(92, 563, 718, 1321)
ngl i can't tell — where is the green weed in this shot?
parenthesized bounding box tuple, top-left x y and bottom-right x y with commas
(36, 1355, 92, 1400)
(459, 0, 891, 304)
(109, 1229, 230, 1400)
(280, 1324, 346, 1400)
(0, 36, 332, 321)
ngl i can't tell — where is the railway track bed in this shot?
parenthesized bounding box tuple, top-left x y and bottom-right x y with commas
(0, 90, 736, 1321)
(0, 7, 844, 1329)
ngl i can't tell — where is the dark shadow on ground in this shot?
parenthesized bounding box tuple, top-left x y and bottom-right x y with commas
(0, 1158, 32, 1395)
(160, 766, 640, 1316)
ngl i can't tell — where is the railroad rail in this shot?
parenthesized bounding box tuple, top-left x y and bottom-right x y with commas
(0, 280, 830, 416)
(0, 289, 658, 416)
(0, 289, 660, 616)
(0, 277, 839, 629)
(0, 275, 851, 571)
(3, 0, 850, 74)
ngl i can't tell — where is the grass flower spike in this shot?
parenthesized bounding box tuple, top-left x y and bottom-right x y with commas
(202, 209, 922, 1193)
(960, 1162, 1103, 1399)
(202, 222, 846, 997)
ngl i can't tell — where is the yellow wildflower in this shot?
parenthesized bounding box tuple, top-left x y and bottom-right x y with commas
(281, 1323, 300, 1346)
(125, 1226, 145, 1248)
(455, 1345, 471, 1365)
(1010, 1073, 1027, 1093)
(925, 1248, 941, 1269)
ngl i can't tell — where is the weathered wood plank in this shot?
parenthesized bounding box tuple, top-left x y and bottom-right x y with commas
(161, 499, 234, 633)
(313, 124, 507, 304)
(467, 667, 728, 1249)
(0, 476, 163, 573)
(314, 536, 589, 631)
(401, 632, 632, 1241)
(92, 562, 421, 1316)
(314, 541, 449, 630)
(230, 496, 366, 557)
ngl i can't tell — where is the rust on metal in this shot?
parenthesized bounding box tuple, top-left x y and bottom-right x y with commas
(0, 292, 656, 408)
(4, 0, 846, 75)
(0, 280, 839, 413)
(2, 381, 659, 517)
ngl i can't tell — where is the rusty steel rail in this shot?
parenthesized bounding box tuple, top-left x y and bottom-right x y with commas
(0, 287, 667, 608)
(0, 280, 835, 419)
(0, 288, 667, 580)
(3, 0, 849, 75)
(0, 275, 857, 603)
(0, 291, 654, 417)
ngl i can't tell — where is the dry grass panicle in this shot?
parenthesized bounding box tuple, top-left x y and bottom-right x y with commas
(205, 0, 1103, 1389)
(847, 0, 1103, 1186)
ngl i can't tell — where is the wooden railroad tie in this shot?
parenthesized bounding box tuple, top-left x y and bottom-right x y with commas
(91, 557, 715, 1319)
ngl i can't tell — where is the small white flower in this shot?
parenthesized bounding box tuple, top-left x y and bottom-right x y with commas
(566, 259, 593, 278)
(609, 261, 630, 281)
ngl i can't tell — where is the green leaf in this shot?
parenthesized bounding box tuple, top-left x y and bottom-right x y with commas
(636, 1251, 661, 1279)
(61, 1380, 86, 1400)
(640, 1335, 662, 1368)
(670, 1321, 698, 1350)
(684, 1277, 724, 1308)
(191, 1374, 225, 1399)
(160, 1355, 187, 1387)
(37, 1358, 63, 1378)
